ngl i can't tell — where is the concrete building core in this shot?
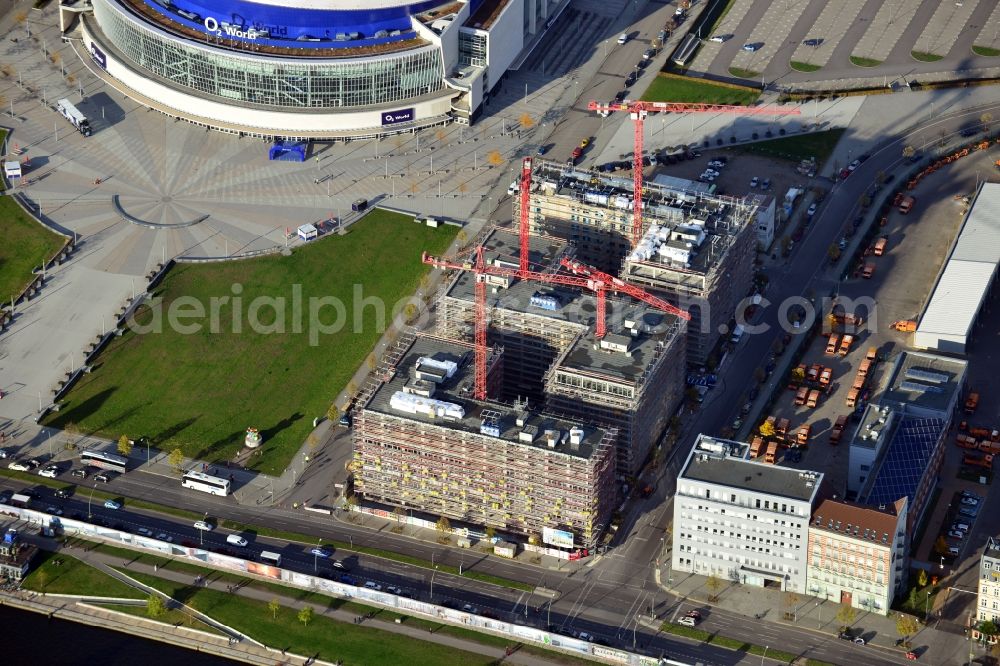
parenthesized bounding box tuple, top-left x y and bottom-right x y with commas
(352, 334, 617, 548)
(519, 160, 759, 365)
(432, 227, 686, 478)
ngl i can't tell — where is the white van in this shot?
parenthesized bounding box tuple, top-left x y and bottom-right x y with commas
(617, 33, 628, 45)
(730, 324, 745, 344)
(260, 551, 281, 566)
(507, 181, 518, 196)
(226, 534, 248, 548)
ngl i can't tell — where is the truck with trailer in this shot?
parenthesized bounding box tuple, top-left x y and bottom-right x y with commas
(56, 98, 92, 137)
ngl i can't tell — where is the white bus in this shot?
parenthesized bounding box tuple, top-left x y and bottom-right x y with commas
(260, 551, 281, 566)
(180, 470, 231, 496)
(80, 449, 129, 473)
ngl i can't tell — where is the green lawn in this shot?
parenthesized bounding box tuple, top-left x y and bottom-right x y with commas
(98, 602, 224, 634)
(727, 67, 760, 80)
(911, 51, 943, 62)
(0, 185, 65, 302)
(791, 61, 821, 73)
(849, 56, 882, 67)
(660, 622, 799, 662)
(42, 209, 457, 473)
(741, 128, 845, 165)
(128, 572, 499, 666)
(973, 45, 1000, 57)
(21, 551, 144, 598)
(642, 75, 760, 106)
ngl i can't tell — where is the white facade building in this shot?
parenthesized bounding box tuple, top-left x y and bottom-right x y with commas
(672, 435, 823, 593)
(976, 537, 1000, 631)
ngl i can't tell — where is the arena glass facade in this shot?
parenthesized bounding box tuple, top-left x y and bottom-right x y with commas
(92, 0, 446, 111)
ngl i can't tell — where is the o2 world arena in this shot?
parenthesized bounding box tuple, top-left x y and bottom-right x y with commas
(60, 0, 557, 138)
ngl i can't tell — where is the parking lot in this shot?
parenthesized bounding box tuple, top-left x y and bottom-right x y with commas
(742, 146, 986, 494)
(687, 0, 1000, 89)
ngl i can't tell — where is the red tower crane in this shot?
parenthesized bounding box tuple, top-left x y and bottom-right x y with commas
(422, 247, 690, 400)
(586, 100, 802, 246)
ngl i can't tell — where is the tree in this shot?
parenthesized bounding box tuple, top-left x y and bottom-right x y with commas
(307, 433, 320, 453)
(705, 573, 723, 601)
(785, 591, 801, 620)
(147, 594, 166, 618)
(436, 516, 451, 533)
(346, 380, 358, 398)
(36, 570, 48, 590)
(167, 448, 185, 472)
(297, 605, 314, 626)
(876, 170, 886, 184)
(835, 603, 856, 628)
(456, 229, 468, 244)
(933, 536, 950, 555)
(403, 303, 418, 323)
(487, 150, 504, 166)
(896, 614, 919, 645)
(981, 620, 1000, 637)
(345, 492, 359, 509)
(268, 597, 281, 620)
(902, 145, 915, 159)
(519, 113, 535, 129)
(484, 526, 496, 541)
(918, 569, 928, 588)
(117, 435, 133, 457)
(326, 403, 340, 423)
(759, 420, 776, 438)
(981, 112, 993, 132)
(827, 244, 841, 262)
(753, 367, 766, 383)
(791, 366, 806, 382)
(393, 505, 406, 521)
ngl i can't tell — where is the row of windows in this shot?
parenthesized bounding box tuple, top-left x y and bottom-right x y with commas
(94, 0, 445, 109)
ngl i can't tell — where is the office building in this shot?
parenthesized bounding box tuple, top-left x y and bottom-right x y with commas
(671, 435, 823, 593)
(976, 537, 1000, 631)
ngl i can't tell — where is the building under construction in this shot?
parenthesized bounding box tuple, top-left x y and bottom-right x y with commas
(520, 159, 759, 365)
(352, 334, 617, 548)
(431, 227, 686, 477)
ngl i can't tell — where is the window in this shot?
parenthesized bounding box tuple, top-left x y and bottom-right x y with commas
(730, 494, 736, 503)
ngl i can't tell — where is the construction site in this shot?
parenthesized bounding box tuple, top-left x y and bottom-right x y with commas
(350, 130, 774, 545)
(522, 159, 760, 365)
(352, 334, 618, 548)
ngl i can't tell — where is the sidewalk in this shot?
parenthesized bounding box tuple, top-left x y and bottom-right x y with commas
(40, 538, 568, 666)
(656, 562, 976, 665)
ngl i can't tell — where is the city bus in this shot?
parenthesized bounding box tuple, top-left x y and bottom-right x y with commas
(180, 470, 231, 497)
(80, 449, 129, 474)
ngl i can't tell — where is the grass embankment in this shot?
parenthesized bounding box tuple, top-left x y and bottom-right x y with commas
(41, 209, 457, 474)
(642, 75, 759, 105)
(911, 51, 943, 62)
(126, 571, 502, 666)
(728, 67, 760, 80)
(660, 621, 835, 665)
(741, 128, 845, 164)
(972, 45, 1000, 57)
(791, 61, 821, 73)
(97, 602, 224, 634)
(0, 186, 65, 300)
(849, 55, 882, 67)
(20, 551, 144, 598)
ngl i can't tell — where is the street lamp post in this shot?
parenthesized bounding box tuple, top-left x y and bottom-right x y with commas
(926, 591, 931, 619)
(88, 483, 96, 519)
(762, 645, 769, 666)
(430, 565, 438, 600)
(314, 539, 320, 573)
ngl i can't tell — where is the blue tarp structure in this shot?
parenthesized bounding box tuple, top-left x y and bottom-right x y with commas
(269, 141, 307, 162)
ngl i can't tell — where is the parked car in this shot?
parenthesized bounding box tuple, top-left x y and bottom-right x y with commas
(0, 449, 9, 459)
(803, 38, 823, 47)
(364, 581, 383, 591)
(193, 520, 214, 531)
(38, 465, 60, 478)
(103, 499, 122, 510)
(7, 461, 31, 472)
(386, 585, 403, 595)
(807, 203, 817, 217)
(709, 34, 732, 43)
(94, 472, 114, 483)
(749, 176, 759, 188)
(761, 178, 771, 190)
(847, 159, 861, 172)
(708, 160, 726, 168)
(854, 637, 867, 645)
(617, 33, 628, 45)
(54, 488, 72, 499)
(156, 532, 173, 542)
(742, 43, 762, 52)
(948, 530, 966, 539)
(45, 506, 63, 516)
(137, 527, 153, 537)
(462, 603, 478, 613)
(577, 632, 594, 642)
(678, 615, 698, 627)
(331, 560, 350, 571)
(961, 497, 979, 506)
(71, 468, 88, 478)
(310, 546, 333, 558)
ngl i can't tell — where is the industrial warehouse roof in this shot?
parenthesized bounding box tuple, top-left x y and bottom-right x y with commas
(365, 335, 608, 459)
(880, 351, 967, 417)
(679, 435, 824, 503)
(915, 183, 1000, 351)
